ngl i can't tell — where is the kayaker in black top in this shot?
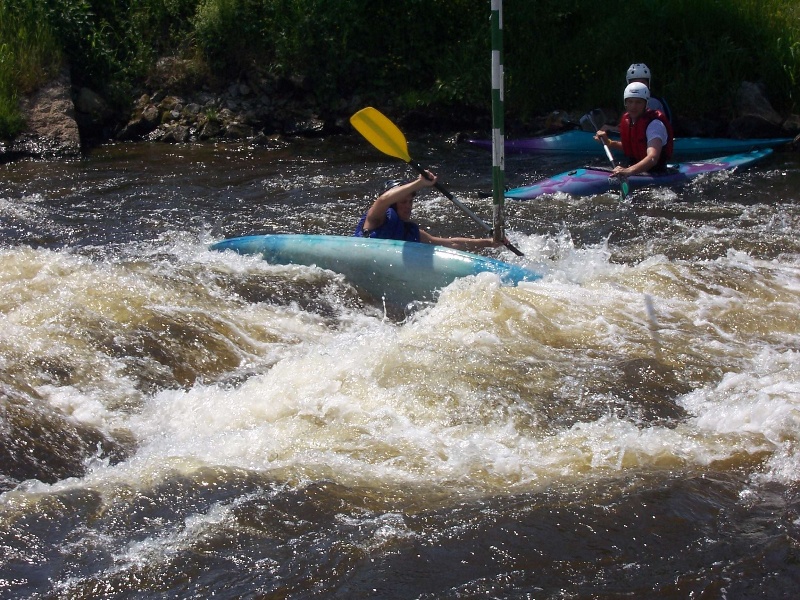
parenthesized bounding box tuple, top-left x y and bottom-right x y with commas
(595, 82, 674, 176)
(354, 173, 504, 251)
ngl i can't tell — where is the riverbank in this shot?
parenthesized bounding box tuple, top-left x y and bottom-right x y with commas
(2, 64, 799, 163)
(4, 0, 800, 161)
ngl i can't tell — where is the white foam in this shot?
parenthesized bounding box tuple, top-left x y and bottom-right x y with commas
(680, 347, 800, 484)
(2, 234, 799, 503)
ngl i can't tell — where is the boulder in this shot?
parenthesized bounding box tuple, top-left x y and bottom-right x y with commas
(734, 81, 783, 124)
(728, 115, 785, 139)
(74, 86, 116, 140)
(283, 117, 325, 136)
(117, 103, 160, 141)
(781, 113, 800, 135)
(199, 119, 223, 140)
(729, 81, 785, 138)
(224, 122, 255, 139)
(159, 124, 190, 143)
(9, 67, 81, 157)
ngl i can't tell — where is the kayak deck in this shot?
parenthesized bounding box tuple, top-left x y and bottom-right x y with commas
(504, 148, 773, 200)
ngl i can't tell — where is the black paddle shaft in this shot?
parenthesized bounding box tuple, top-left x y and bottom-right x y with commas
(410, 162, 524, 256)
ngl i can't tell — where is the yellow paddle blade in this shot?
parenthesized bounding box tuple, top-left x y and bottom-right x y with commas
(350, 107, 412, 163)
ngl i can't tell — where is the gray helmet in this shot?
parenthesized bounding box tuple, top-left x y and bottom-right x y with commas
(626, 63, 652, 83)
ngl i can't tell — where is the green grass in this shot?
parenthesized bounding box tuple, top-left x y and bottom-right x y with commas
(0, 0, 62, 137)
(1, 0, 799, 141)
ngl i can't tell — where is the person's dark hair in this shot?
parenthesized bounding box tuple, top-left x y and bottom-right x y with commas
(379, 178, 414, 196)
(380, 178, 416, 212)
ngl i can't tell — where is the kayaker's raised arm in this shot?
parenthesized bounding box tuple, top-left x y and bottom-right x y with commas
(353, 172, 499, 250)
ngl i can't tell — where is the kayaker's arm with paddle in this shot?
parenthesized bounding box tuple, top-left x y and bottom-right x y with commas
(596, 130, 664, 177)
(420, 231, 506, 252)
(594, 82, 673, 181)
(355, 172, 508, 252)
(350, 106, 524, 256)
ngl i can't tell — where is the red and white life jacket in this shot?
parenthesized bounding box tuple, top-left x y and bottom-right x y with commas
(619, 109, 674, 169)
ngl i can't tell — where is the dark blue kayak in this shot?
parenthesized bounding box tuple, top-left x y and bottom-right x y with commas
(468, 130, 793, 160)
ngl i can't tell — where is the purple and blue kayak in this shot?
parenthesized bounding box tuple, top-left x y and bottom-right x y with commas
(468, 130, 792, 160)
(504, 148, 773, 200)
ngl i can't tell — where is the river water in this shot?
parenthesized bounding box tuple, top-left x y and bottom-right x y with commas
(1, 135, 799, 598)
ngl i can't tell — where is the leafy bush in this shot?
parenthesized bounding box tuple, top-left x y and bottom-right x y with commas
(193, 0, 270, 75)
(503, 0, 800, 120)
(39, 0, 200, 107)
(1, 0, 799, 141)
(0, 0, 63, 137)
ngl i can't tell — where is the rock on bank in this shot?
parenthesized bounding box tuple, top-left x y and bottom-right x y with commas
(2, 62, 798, 162)
(1, 61, 357, 162)
(0, 68, 81, 161)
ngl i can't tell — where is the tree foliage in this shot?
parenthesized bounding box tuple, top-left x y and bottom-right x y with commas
(1, 0, 798, 139)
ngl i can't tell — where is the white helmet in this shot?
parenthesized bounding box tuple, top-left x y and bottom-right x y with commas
(626, 63, 651, 83)
(624, 82, 650, 101)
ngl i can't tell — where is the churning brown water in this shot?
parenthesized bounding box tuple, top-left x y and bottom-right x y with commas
(1, 137, 798, 598)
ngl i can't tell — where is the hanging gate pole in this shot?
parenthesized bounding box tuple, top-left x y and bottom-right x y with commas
(490, 0, 505, 243)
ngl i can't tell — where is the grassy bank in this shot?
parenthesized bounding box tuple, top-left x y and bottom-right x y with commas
(0, 0, 62, 137)
(1, 0, 799, 139)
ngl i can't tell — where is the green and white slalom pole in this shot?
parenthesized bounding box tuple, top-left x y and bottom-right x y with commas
(490, 0, 505, 245)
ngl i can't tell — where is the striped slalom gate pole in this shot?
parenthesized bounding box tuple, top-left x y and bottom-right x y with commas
(490, 0, 505, 243)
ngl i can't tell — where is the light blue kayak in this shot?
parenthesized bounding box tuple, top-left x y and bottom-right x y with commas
(468, 130, 793, 160)
(210, 234, 541, 304)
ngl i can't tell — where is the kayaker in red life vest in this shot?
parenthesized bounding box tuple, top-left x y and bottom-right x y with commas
(354, 174, 505, 251)
(626, 62, 672, 123)
(589, 63, 672, 134)
(595, 82, 675, 177)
